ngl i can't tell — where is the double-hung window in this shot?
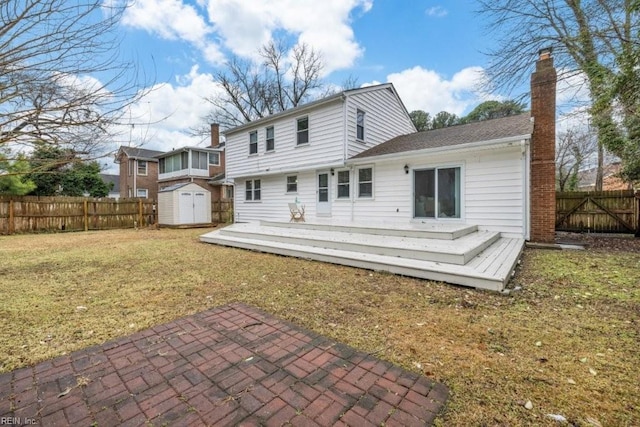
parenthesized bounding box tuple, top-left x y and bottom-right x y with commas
(245, 179, 261, 201)
(137, 160, 147, 175)
(266, 126, 275, 152)
(286, 175, 297, 193)
(356, 109, 365, 141)
(249, 131, 258, 155)
(208, 152, 220, 166)
(357, 167, 373, 198)
(337, 171, 350, 198)
(297, 117, 309, 145)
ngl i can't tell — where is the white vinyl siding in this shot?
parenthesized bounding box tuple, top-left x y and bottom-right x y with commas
(225, 100, 345, 179)
(346, 88, 415, 158)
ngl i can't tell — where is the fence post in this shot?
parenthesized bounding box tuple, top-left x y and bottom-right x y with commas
(84, 200, 89, 231)
(138, 199, 143, 227)
(635, 191, 640, 237)
(8, 199, 15, 235)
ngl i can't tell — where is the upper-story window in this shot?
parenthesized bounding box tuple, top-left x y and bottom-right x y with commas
(208, 152, 220, 166)
(297, 117, 309, 145)
(266, 126, 275, 152)
(337, 170, 350, 198)
(137, 160, 147, 176)
(356, 109, 365, 141)
(159, 152, 188, 174)
(358, 167, 373, 198)
(192, 151, 209, 170)
(249, 131, 258, 155)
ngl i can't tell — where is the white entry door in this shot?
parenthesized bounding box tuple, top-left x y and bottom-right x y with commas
(316, 171, 331, 216)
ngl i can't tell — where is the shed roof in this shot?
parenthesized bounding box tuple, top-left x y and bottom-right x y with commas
(352, 112, 533, 159)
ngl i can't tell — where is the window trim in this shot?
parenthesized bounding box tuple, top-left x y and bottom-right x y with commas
(356, 166, 374, 199)
(296, 116, 309, 146)
(249, 131, 258, 155)
(356, 109, 365, 142)
(245, 179, 261, 202)
(265, 126, 275, 152)
(336, 170, 350, 199)
(208, 152, 220, 166)
(286, 175, 298, 193)
(413, 164, 463, 220)
(137, 160, 148, 176)
(136, 188, 148, 198)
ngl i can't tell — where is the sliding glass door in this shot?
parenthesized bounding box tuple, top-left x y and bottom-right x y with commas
(414, 167, 461, 219)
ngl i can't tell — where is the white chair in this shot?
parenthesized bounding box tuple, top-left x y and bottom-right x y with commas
(288, 203, 305, 222)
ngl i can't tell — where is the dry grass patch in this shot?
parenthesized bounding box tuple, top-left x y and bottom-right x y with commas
(0, 228, 638, 426)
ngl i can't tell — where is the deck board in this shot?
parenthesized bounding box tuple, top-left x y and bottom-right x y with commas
(200, 222, 524, 292)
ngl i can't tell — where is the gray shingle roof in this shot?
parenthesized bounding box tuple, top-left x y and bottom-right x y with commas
(118, 146, 164, 161)
(353, 112, 533, 159)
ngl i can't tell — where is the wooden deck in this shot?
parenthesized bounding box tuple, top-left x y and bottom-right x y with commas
(200, 221, 524, 292)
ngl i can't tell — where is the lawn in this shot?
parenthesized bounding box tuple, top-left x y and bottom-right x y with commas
(0, 228, 638, 426)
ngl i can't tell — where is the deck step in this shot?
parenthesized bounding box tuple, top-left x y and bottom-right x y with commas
(261, 220, 477, 240)
(221, 223, 498, 265)
(200, 223, 525, 292)
(200, 230, 524, 292)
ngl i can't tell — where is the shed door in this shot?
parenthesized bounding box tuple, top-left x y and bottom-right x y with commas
(193, 192, 208, 223)
(179, 192, 195, 224)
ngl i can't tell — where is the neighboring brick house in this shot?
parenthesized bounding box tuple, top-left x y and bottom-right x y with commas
(114, 147, 163, 200)
(156, 125, 230, 203)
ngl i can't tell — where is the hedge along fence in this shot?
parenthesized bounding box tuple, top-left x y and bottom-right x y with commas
(556, 190, 639, 234)
(0, 196, 156, 235)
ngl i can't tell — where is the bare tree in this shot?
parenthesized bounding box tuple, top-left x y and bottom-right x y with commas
(0, 0, 149, 176)
(556, 127, 597, 191)
(199, 40, 325, 131)
(477, 0, 640, 183)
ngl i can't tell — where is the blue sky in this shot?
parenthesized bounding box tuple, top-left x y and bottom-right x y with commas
(104, 0, 572, 171)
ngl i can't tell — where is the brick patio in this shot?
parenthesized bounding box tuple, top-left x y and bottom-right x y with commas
(0, 303, 448, 426)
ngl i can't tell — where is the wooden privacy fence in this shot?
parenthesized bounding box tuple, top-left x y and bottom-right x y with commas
(0, 196, 156, 235)
(212, 200, 233, 224)
(556, 190, 639, 235)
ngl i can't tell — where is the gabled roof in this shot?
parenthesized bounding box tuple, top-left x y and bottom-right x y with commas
(352, 112, 533, 160)
(116, 146, 164, 162)
(223, 83, 400, 136)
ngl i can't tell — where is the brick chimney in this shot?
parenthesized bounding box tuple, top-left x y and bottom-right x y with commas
(530, 48, 557, 243)
(210, 123, 220, 148)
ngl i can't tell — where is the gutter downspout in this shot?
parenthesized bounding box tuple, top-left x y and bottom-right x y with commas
(342, 95, 355, 222)
(133, 159, 137, 198)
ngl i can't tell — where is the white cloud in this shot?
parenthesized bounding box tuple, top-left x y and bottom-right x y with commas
(120, 0, 224, 64)
(204, 0, 371, 73)
(425, 6, 448, 18)
(110, 66, 222, 160)
(374, 66, 486, 115)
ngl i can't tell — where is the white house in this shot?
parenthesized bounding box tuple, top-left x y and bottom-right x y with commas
(202, 50, 557, 291)
(224, 83, 416, 223)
